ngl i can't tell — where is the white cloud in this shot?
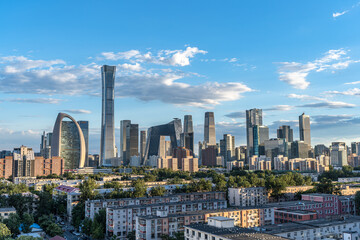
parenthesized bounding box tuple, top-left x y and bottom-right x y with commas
(5, 98, 63, 104)
(118, 63, 142, 71)
(276, 49, 359, 89)
(0, 54, 253, 108)
(345, 81, 360, 85)
(101, 46, 207, 66)
(288, 93, 355, 108)
(333, 11, 348, 18)
(63, 109, 92, 114)
(325, 88, 360, 96)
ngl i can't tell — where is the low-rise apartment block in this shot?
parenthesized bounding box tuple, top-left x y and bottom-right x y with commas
(0, 207, 16, 219)
(107, 198, 227, 238)
(228, 187, 268, 207)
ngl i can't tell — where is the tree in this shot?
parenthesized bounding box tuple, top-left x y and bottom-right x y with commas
(0, 223, 11, 240)
(149, 186, 166, 197)
(81, 218, 93, 236)
(132, 179, 147, 198)
(3, 213, 21, 236)
(79, 178, 99, 201)
(316, 178, 339, 194)
(71, 202, 85, 230)
(355, 191, 360, 215)
(46, 222, 63, 237)
(127, 231, 136, 240)
(22, 213, 34, 233)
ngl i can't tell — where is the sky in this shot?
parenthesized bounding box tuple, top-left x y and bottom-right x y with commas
(1, 0, 360, 154)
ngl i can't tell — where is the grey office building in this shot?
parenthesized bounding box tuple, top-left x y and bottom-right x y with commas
(277, 125, 293, 143)
(330, 142, 347, 166)
(204, 112, 216, 146)
(181, 115, 194, 153)
(120, 120, 139, 165)
(299, 113, 311, 147)
(100, 65, 116, 166)
(143, 119, 182, 164)
(246, 108, 263, 158)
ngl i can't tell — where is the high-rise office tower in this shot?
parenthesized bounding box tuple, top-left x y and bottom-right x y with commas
(120, 120, 131, 163)
(143, 119, 182, 164)
(120, 120, 139, 165)
(140, 130, 147, 160)
(181, 115, 194, 153)
(330, 142, 347, 167)
(250, 125, 268, 157)
(100, 65, 116, 166)
(246, 109, 263, 157)
(290, 140, 310, 159)
(299, 113, 311, 147)
(277, 125, 293, 143)
(51, 112, 86, 169)
(220, 134, 235, 162)
(13, 145, 35, 177)
(204, 112, 216, 146)
(78, 121, 89, 166)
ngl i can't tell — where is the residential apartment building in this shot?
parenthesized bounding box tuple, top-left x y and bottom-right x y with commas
(274, 209, 318, 224)
(228, 187, 268, 207)
(249, 155, 271, 171)
(0, 207, 16, 219)
(86, 192, 226, 220)
(107, 199, 227, 238)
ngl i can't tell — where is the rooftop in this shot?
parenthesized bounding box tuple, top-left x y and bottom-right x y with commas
(0, 207, 16, 212)
(186, 224, 287, 240)
(258, 216, 360, 234)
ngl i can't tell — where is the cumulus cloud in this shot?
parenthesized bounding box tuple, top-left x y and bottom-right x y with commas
(0, 53, 253, 108)
(288, 93, 355, 109)
(101, 46, 207, 66)
(63, 109, 92, 114)
(5, 98, 63, 104)
(312, 114, 353, 124)
(116, 73, 253, 108)
(276, 49, 360, 89)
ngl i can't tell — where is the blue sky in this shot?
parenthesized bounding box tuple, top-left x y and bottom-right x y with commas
(1, 0, 360, 153)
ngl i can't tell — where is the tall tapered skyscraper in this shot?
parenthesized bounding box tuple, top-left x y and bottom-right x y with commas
(299, 113, 311, 147)
(204, 112, 216, 146)
(246, 108, 263, 157)
(100, 65, 116, 166)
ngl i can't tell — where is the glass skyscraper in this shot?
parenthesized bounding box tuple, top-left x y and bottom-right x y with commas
(100, 65, 116, 166)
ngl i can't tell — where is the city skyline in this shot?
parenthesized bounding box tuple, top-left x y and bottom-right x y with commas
(1, 0, 360, 153)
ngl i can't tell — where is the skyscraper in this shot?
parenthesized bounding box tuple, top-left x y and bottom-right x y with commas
(140, 130, 147, 160)
(299, 113, 311, 147)
(277, 125, 293, 143)
(330, 142, 347, 166)
(78, 121, 89, 166)
(181, 115, 194, 153)
(120, 120, 139, 165)
(220, 134, 235, 163)
(100, 65, 116, 166)
(204, 112, 216, 146)
(246, 109, 263, 157)
(51, 112, 86, 169)
(120, 120, 131, 163)
(143, 119, 182, 164)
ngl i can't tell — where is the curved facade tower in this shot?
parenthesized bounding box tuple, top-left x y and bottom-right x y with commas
(51, 112, 86, 169)
(100, 65, 116, 166)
